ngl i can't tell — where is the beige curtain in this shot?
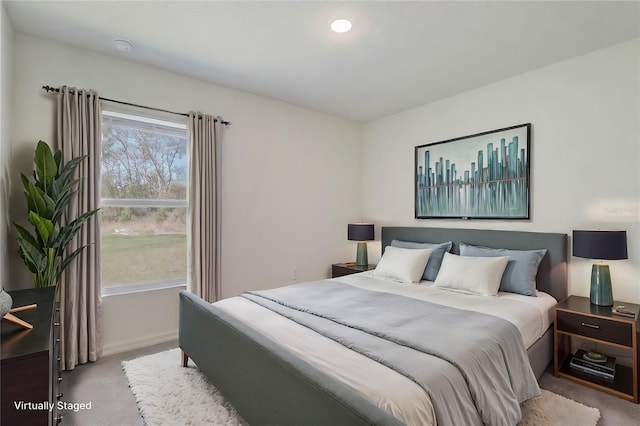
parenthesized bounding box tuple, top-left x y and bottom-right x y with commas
(56, 86, 102, 370)
(188, 112, 222, 302)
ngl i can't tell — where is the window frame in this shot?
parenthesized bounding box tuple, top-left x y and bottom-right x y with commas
(99, 106, 189, 296)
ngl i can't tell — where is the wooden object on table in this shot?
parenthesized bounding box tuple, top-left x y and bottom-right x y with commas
(2, 304, 38, 329)
(1, 287, 62, 425)
(331, 262, 376, 278)
(554, 295, 639, 403)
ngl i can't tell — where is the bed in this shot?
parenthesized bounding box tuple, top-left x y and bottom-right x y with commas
(179, 227, 567, 425)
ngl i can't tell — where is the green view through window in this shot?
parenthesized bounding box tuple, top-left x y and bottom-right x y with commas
(100, 107, 188, 294)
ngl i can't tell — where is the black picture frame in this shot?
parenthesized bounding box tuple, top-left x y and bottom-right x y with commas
(415, 123, 531, 220)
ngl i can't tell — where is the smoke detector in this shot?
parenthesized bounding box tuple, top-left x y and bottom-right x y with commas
(114, 38, 134, 52)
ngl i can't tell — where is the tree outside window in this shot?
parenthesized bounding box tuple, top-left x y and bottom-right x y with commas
(100, 109, 187, 293)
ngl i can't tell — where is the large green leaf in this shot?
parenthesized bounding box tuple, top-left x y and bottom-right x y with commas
(31, 248, 59, 288)
(20, 173, 30, 190)
(56, 208, 99, 249)
(50, 177, 76, 204)
(28, 211, 54, 246)
(61, 244, 89, 271)
(13, 223, 39, 248)
(49, 224, 60, 247)
(58, 155, 87, 184)
(53, 150, 62, 173)
(34, 141, 57, 190)
(33, 185, 56, 218)
(17, 238, 46, 274)
(23, 179, 48, 217)
(52, 184, 80, 223)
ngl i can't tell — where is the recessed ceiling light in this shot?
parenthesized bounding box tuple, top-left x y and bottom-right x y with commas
(114, 38, 134, 52)
(331, 19, 352, 33)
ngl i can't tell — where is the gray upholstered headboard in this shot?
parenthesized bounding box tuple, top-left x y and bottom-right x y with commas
(381, 227, 568, 302)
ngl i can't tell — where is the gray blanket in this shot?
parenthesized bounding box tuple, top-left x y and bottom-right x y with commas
(242, 281, 540, 426)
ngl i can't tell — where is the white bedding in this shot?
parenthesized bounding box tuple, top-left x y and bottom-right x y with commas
(214, 272, 557, 426)
(341, 271, 557, 348)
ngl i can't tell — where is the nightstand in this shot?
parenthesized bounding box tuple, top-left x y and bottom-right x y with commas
(331, 263, 376, 278)
(554, 295, 639, 403)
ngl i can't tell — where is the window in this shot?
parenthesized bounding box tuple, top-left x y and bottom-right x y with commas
(100, 108, 188, 295)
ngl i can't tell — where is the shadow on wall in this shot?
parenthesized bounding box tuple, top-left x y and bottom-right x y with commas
(6, 142, 42, 290)
(1, 158, 8, 289)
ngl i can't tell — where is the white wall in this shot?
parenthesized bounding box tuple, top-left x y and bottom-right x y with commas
(363, 39, 640, 304)
(9, 31, 638, 356)
(0, 1, 13, 289)
(10, 33, 362, 354)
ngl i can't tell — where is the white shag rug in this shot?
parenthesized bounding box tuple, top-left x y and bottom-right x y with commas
(123, 349, 246, 426)
(123, 348, 600, 426)
(519, 389, 600, 426)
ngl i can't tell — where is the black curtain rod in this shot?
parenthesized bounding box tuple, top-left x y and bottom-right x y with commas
(42, 85, 230, 127)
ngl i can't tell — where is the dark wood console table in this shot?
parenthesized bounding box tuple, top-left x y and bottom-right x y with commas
(1, 287, 61, 425)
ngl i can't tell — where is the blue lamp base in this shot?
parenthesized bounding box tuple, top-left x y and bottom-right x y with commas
(590, 263, 613, 307)
(356, 242, 368, 266)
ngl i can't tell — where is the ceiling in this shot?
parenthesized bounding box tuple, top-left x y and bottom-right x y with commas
(5, 1, 640, 122)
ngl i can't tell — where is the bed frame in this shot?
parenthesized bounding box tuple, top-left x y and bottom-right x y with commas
(179, 227, 567, 426)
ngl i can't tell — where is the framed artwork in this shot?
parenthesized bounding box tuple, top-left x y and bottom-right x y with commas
(415, 123, 531, 219)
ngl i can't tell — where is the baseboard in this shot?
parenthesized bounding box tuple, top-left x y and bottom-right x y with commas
(102, 330, 178, 356)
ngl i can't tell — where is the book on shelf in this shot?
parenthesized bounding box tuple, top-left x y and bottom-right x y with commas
(570, 349, 616, 380)
(571, 356, 616, 375)
(569, 361, 615, 381)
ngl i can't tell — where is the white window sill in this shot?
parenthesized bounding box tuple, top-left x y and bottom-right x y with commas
(102, 279, 187, 297)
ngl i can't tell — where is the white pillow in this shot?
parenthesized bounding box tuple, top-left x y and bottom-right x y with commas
(433, 252, 509, 296)
(372, 246, 432, 284)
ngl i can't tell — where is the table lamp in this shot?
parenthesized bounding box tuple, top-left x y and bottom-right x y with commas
(348, 223, 374, 266)
(572, 230, 628, 306)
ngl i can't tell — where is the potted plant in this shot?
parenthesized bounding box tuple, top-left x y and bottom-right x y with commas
(14, 140, 99, 289)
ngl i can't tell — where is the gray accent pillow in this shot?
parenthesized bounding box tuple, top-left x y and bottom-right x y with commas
(459, 243, 547, 297)
(390, 240, 453, 281)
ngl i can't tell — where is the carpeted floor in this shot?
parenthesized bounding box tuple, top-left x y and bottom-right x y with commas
(123, 348, 600, 426)
(61, 341, 640, 426)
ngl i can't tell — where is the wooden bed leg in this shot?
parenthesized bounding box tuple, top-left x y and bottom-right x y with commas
(181, 349, 188, 367)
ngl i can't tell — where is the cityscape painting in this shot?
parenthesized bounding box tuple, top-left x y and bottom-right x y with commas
(415, 123, 531, 219)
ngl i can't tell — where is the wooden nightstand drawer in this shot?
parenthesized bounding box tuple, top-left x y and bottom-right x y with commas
(557, 310, 632, 347)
